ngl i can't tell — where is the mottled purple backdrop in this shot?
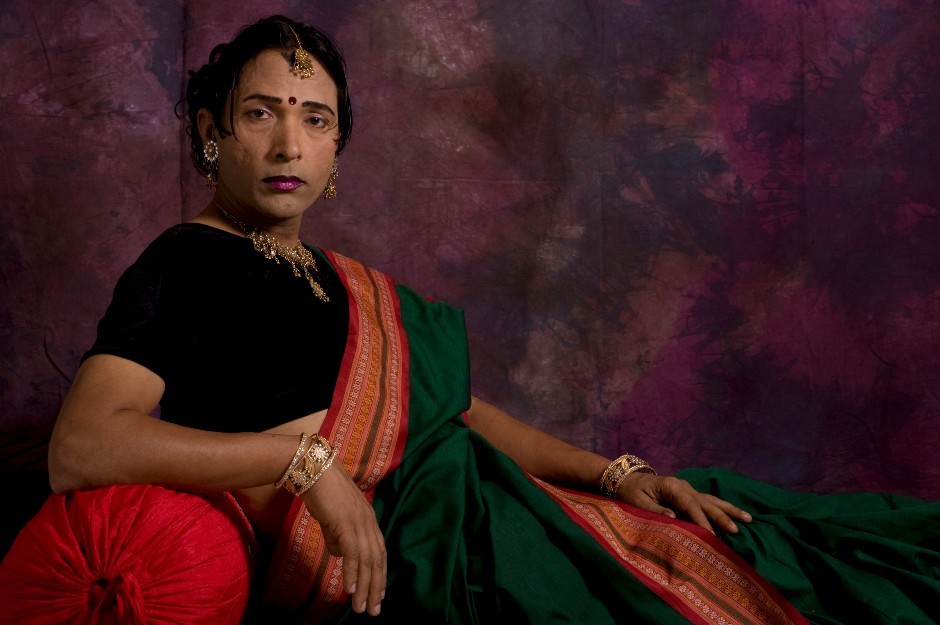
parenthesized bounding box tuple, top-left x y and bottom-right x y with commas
(2, 0, 939, 499)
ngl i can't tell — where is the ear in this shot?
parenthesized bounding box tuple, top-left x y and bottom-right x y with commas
(196, 108, 216, 144)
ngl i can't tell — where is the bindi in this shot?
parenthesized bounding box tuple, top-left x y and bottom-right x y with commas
(288, 96, 297, 105)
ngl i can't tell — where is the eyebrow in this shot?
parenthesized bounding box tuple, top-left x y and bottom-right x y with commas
(242, 93, 336, 117)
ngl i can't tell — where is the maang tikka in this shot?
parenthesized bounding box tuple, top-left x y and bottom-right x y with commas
(288, 25, 315, 79)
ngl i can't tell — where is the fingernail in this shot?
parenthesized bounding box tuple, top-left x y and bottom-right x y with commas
(381, 590, 386, 600)
(728, 522, 738, 532)
(742, 512, 752, 521)
(359, 601, 367, 613)
(349, 583, 357, 594)
(374, 603, 382, 615)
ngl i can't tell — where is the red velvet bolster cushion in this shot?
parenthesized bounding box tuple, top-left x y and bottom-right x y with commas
(0, 484, 253, 625)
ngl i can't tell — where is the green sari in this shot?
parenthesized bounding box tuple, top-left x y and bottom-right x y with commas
(263, 251, 938, 624)
(679, 468, 940, 624)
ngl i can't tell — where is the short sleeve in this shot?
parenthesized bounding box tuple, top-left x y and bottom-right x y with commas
(82, 247, 170, 381)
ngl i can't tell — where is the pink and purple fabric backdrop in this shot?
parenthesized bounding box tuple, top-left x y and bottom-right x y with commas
(2, 0, 939, 502)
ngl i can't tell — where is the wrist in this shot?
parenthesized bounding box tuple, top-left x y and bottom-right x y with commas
(599, 454, 656, 498)
(276, 433, 337, 496)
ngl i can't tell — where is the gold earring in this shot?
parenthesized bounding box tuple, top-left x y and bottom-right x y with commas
(323, 160, 338, 199)
(203, 139, 219, 189)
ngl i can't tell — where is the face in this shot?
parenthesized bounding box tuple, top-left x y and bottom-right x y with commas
(198, 48, 340, 229)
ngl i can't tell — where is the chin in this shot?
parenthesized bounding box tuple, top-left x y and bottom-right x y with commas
(261, 193, 315, 214)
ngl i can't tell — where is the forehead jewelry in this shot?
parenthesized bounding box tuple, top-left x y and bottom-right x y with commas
(288, 25, 315, 79)
(288, 96, 297, 105)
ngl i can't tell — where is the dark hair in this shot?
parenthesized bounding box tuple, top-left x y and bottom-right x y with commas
(177, 15, 352, 177)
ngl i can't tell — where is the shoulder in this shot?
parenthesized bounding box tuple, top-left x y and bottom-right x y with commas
(319, 248, 460, 312)
(317, 248, 391, 284)
(103, 224, 240, 311)
(136, 223, 238, 264)
(122, 223, 245, 281)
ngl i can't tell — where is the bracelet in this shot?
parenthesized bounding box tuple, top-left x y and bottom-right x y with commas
(275, 433, 310, 489)
(281, 434, 336, 495)
(600, 454, 656, 498)
(296, 446, 338, 495)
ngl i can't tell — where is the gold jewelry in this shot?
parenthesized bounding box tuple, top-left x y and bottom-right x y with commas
(297, 446, 338, 495)
(276, 433, 310, 489)
(216, 202, 330, 302)
(203, 139, 219, 189)
(323, 159, 338, 199)
(287, 25, 315, 79)
(600, 454, 656, 498)
(281, 434, 337, 495)
(203, 139, 219, 163)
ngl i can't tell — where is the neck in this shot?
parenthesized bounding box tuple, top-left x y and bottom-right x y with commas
(206, 197, 301, 247)
(200, 199, 330, 302)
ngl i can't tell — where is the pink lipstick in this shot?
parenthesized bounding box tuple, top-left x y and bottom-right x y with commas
(263, 176, 305, 191)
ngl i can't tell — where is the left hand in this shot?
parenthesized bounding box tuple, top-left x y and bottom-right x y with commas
(301, 463, 386, 617)
(616, 472, 752, 535)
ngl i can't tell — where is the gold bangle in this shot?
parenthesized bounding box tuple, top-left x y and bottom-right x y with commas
(275, 433, 310, 489)
(297, 446, 338, 495)
(600, 454, 656, 498)
(282, 434, 335, 495)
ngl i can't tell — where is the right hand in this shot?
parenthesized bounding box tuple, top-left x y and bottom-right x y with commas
(301, 463, 386, 617)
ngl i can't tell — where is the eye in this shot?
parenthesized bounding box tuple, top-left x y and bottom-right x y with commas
(246, 108, 272, 120)
(305, 114, 335, 130)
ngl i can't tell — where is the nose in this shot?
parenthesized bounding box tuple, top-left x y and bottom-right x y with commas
(272, 120, 302, 161)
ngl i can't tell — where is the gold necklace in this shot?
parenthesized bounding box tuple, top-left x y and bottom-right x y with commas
(216, 203, 329, 302)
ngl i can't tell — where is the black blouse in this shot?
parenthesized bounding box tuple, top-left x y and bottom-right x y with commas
(83, 223, 348, 432)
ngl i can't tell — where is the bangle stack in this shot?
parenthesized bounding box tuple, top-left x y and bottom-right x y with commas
(600, 454, 656, 498)
(277, 433, 338, 496)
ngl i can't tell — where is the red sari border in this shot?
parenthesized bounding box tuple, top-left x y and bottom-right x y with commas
(533, 478, 809, 625)
(263, 251, 410, 621)
(263, 250, 805, 625)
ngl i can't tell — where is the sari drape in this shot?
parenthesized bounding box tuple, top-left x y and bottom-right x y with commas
(680, 468, 940, 624)
(265, 252, 810, 624)
(4, 249, 936, 624)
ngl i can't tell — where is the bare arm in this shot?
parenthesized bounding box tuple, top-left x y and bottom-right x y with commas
(467, 396, 752, 534)
(49, 354, 298, 493)
(49, 354, 385, 617)
(466, 396, 609, 488)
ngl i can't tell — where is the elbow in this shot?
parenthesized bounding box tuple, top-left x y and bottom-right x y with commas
(48, 478, 71, 497)
(47, 428, 89, 494)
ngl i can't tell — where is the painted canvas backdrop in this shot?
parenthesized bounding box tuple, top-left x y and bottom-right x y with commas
(2, 0, 939, 507)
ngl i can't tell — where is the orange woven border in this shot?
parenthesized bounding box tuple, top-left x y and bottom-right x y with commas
(264, 252, 409, 620)
(534, 478, 808, 625)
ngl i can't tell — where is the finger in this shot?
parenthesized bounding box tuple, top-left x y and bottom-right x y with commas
(621, 476, 687, 521)
(701, 496, 751, 533)
(341, 544, 360, 599)
(346, 516, 380, 615)
(702, 502, 740, 533)
(354, 510, 387, 616)
(657, 480, 716, 534)
(707, 495, 753, 523)
(642, 502, 677, 519)
(366, 530, 387, 616)
(353, 545, 372, 614)
(683, 502, 716, 534)
(638, 493, 713, 534)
